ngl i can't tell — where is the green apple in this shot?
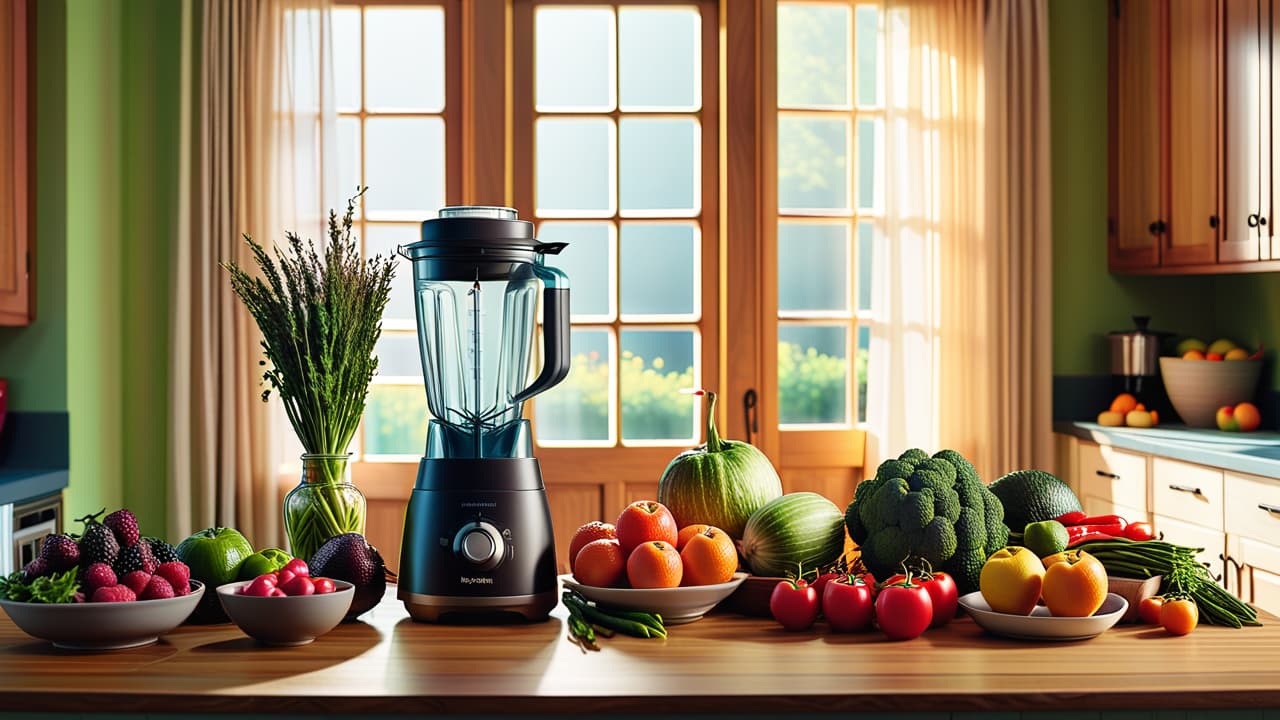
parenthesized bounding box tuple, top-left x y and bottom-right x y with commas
(176, 527, 255, 588)
(237, 547, 293, 581)
(1217, 405, 1241, 432)
(1175, 337, 1208, 356)
(1207, 338, 1239, 356)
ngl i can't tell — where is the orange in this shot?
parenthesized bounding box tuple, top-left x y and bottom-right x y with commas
(626, 541, 683, 589)
(679, 526, 738, 586)
(568, 521, 617, 572)
(615, 500, 678, 555)
(676, 523, 712, 551)
(1109, 393, 1138, 414)
(573, 539, 627, 588)
(1040, 550, 1108, 617)
(1235, 402, 1262, 432)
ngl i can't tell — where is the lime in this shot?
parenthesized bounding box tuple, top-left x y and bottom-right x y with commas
(176, 527, 255, 587)
(1022, 520, 1069, 558)
(237, 547, 293, 581)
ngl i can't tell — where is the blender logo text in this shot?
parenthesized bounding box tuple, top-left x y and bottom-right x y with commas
(460, 576, 494, 585)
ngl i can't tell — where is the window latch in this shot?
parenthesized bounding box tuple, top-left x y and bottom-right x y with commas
(743, 389, 759, 446)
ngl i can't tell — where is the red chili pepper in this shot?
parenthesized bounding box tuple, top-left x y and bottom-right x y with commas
(1066, 522, 1127, 539)
(1077, 514, 1127, 528)
(1055, 511, 1088, 526)
(1067, 531, 1116, 547)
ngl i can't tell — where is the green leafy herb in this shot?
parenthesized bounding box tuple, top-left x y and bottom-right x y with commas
(0, 569, 81, 604)
(223, 187, 397, 465)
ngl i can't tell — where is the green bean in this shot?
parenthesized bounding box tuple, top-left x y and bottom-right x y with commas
(562, 593, 667, 639)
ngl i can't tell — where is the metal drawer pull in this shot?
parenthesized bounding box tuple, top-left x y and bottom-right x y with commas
(1168, 484, 1203, 495)
(1095, 470, 1120, 480)
(1260, 503, 1280, 515)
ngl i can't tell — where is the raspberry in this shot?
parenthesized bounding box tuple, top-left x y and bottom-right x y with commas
(22, 557, 50, 580)
(114, 542, 157, 576)
(104, 509, 141, 548)
(81, 563, 117, 593)
(139, 575, 174, 601)
(40, 534, 80, 571)
(91, 585, 136, 603)
(78, 520, 121, 567)
(121, 571, 152, 595)
(154, 562, 191, 596)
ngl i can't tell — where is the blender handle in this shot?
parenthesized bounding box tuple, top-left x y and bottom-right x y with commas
(512, 287, 571, 403)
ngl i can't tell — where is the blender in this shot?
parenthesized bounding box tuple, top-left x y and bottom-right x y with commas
(397, 206, 569, 622)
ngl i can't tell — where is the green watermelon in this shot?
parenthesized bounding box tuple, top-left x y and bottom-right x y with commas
(739, 492, 846, 577)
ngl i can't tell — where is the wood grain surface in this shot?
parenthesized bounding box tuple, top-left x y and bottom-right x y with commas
(0, 585, 1277, 714)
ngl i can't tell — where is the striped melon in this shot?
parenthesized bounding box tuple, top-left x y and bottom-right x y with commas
(657, 391, 783, 539)
(740, 492, 846, 577)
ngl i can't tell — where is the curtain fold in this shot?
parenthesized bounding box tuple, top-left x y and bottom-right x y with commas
(865, 0, 1052, 482)
(169, 0, 338, 546)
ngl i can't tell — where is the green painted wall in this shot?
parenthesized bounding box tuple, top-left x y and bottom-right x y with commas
(1213, 275, 1280, 390)
(1049, 0, 1218, 378)
(0, 1, 68, 413)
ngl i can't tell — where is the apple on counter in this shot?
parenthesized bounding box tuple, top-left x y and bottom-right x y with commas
(1217, 402, 1262, 432)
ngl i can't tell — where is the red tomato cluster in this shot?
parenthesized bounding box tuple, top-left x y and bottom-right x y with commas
(237, 558, 337, 597)
(768, 569, 958, 641)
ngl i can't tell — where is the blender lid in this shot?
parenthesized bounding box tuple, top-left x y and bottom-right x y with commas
(400, 206, 566, 260)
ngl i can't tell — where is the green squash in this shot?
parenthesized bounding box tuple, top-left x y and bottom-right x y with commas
(657, 391, 783, 539)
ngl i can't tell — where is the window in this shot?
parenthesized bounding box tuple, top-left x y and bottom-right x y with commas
(332, 2, 460, 460)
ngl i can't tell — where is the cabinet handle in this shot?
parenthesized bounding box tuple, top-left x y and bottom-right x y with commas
(742, 389, 758, 446)
(1148, 221, 1160, 235)
(1248, 213, 1260, 228)
(1221, 553, 1244, 593)
(1168, 484, 1203, 496)
(1095, 470, 1120, 480)
(1156, 220, 1168, 233)
(1259, 503, 1280, 515)
(1260, 216, 1268, 227)
(1209, 215, 1219, 229)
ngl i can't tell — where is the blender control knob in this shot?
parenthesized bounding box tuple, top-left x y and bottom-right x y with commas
(452, 521, 505, 571)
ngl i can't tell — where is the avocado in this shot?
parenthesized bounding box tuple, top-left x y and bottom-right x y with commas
(987, 469, 1083, 532)
(308, 533, 390, 621)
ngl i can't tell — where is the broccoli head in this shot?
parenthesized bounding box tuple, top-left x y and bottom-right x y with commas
(845, 448, 1008, 594)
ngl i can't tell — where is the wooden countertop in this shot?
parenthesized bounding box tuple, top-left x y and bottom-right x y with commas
(1, 586, 1278, 715)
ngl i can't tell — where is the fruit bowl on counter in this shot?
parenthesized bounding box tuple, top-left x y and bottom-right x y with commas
(1159, 356, 1261, 428)
(0, 581, 205, 650)
(217, 579, 354, 646)
(958, 591, 1128, 641)
(560, 572, 747, 624)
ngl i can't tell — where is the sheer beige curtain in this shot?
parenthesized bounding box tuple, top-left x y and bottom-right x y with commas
(169, 0, 339, 545)
(865, 0, 1052, 482)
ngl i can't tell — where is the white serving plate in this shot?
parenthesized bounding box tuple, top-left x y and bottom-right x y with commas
(560, 572, 748, 624)
(957, 591, 1128, 641)
(0, 581, 205, 650)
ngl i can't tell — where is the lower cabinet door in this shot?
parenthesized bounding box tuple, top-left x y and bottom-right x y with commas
(1226, 533, 1280, 617)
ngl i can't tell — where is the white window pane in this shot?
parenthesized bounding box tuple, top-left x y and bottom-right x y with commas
(337, 117, 361, 213)
(364, 117, 445, 220)
(619, 8, 700, 110)
(778, 221, 849, 313)
(364, 223, 420, 324)
(778, 116, 850, 211)
(537, 222, 614, 320)
(779, 324, 849, 425)
(620, 222, 697, 318)
(333, 7, 361, 111)
(365, 8, 445, 112)
(857, 221, 874, 312)
(620, 329, 696, 443)
(536, 7, 615, 111)
(374, 332, 422, 379)
(778, 3, 850, 109)
(286, 9, 323, 113)
(856, 6, 882, 107)
(857, 117, 882, 211)
(536, 117, 615, 216)
(536, 329, 613, 444)
(364, 385, 428, 456)
(857, 324, 869, 423)
(620, 117, 699, 215)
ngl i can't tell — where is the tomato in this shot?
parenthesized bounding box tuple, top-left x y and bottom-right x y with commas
(1138, 596, 1165, 625)
(884, 571, 958, 627)
(312, 577, 336, 595)
(821, 575, 874, 632)
(875, 582, 933, 640)
(1123, 522, 1155, 541)
(811, 572, 842, 611)
(769, 579, 819, 631)
(238, 575, 277, 597)
(282, 558, 310, 577)
(279, 574, 315, 597)
(276, 568, 297, 586)
(1160, 598, 1199, 636)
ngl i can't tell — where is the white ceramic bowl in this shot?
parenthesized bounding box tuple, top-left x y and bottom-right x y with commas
(957, 591, 1128, 641)
(216, 580, 354, 646)
(1159, 357, 1262, 428)
(0, 581, 205, 650)
(560, 572, 748, 624)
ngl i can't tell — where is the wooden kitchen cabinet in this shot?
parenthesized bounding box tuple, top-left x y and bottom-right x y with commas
(1075, 441, 1150, 520)
(1166, 0, 1220, 266)
(0, 0, 32, 325)
(1222, 0, 1269, 263)
(1223, 471, 1280, 615)
(1110, 0, 1164, 270)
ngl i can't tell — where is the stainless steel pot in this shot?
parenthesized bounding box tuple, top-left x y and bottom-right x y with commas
(1108, 316, 1162, 377)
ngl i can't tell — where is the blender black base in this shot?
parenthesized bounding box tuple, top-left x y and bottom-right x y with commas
(398, 588, 558, 623)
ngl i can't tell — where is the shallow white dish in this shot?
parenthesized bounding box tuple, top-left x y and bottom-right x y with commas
(0, 581, 205, 650)
(957, 591, 1128, 641)
(560, 572, 748, 624)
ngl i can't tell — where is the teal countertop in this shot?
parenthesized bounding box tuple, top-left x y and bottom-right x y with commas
(1056, 422, 1280, 479)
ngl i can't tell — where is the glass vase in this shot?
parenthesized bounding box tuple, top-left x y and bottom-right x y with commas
(283, 453, 366, 563)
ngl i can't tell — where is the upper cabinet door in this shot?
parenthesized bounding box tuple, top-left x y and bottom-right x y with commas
(1222, 0, 1265, 263)
(0, 0, 31, 326)
(1165, 0, 1219, 266)
(1110, 0, 1163, 270)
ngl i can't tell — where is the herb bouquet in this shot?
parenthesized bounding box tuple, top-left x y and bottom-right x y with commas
(225, 190, 396, 562)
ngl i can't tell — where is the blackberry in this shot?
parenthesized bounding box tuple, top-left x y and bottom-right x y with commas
(104, 509, 141, 548)
(40, 534, 80, 571)
(143, 536, 180, 565)
(114, 542, 157, 576)
(78, 521, 120, 567)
